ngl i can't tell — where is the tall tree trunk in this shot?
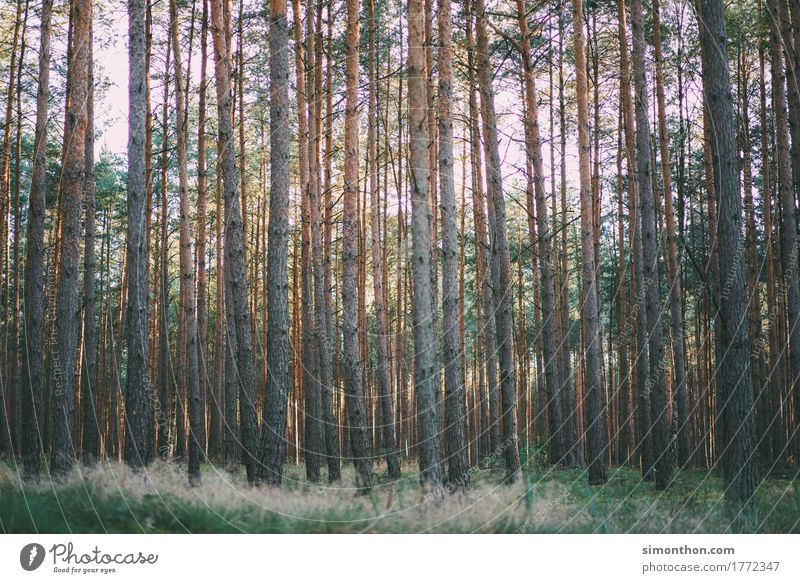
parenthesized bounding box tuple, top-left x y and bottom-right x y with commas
(738, 43, 767, 466)
(408, 0, 444, 492)
(475, 0, 521, 482)
(197, 0, 211, 463)
(81, 19, 99, 463)
(0, 1, 23, 423)
(125, 0, 149, 470)
(652, 0, 689, 468)
(210, 0, 259, 482)
(615, 116, 631, 465)
(258, 0, 293, 485)
(631, 0, 670, 489)
(143, 0, 156, 464)
(768, 0, 800, 466)
(342, 0, 372, 491)
(571, 0, 608, 485)
(698, 0, 758, 518)
(465, 1, 498, 457)
(368, 0, 401, 480)
(438, 0, 468, 489)
(557, 15, 577, 462)
(516, 0, 567, 467)
(21, 0, 53, 480)
(52, 0, 91, 476)
(7, 0, 29, 458)
(617, 0, 651, 477)
(170, 0, 203, 484)
(156, 43, 173, 460)
(306, 0, 340, 484)
(292, 0, 322, 483)
(758, 9, 782, 463)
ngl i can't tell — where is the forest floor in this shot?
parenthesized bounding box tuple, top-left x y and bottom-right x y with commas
(0, 458, 797, 533)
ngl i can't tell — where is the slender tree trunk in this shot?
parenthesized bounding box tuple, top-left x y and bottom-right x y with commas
(571, 0, 608, 485)
(6, 0, 29, 458)
(617, 0, 651, 478)
(170, 0, 203, 484)
(738, 44, 767, 466)
(758, 12, 782, 463)
(631, 0, 670, 489)
(52, 0, 91, 476)
(341, 0, 372, 491)
(437, 0, 468, 489)
(258, 0, 293, 485)
(156, 43, 173, 460)
(0, 2, 23, 421)
(21, 0, 53, 480)
(652, 0, 689, 468)
(197, 0, 210, 463)
(557, 15, 577, 463)
(143, 0, 155, 464)
(768, 0, 800, 467)
(306, 0, 340, 484)
(615, 116, 631, 465)
(408, 0, 444, 492)
(516, 0, 567, 467)
(475, 0, 521, 482)
(81, 19, 99, 463)
(465, 2, 498, 457)
(292, 0, 322, 483)
(210, 0, 259, 482)
(698, 0, 758, 518)
(368, 0, 401, 480)
(125, 0, 150, 470)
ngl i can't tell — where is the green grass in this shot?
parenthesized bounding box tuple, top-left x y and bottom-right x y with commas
(0, 459, 797, 533)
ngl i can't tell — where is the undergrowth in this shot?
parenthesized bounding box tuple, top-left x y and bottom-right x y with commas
(0, 459, 796, 533)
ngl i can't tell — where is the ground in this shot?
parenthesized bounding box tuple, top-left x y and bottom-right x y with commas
(0, 459, 797, 533)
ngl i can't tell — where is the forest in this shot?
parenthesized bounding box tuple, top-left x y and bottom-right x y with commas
(0, 0, 798, 534)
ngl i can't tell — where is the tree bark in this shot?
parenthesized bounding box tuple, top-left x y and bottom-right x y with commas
(170, 0, 203, 484)
(52, 0, 91, 476)
(465, 1, 498, 457)
(652, 0, 689, 468)
(617, 0, 651, 477)
(21, 0, 53, 480)
(368, 0, 401, 480)
(571, 0, 608, 485)
(81, 18, 99, 463)
(631, 0, 670, 489)
(437, 0, 468, 489)
(475, 0, 521, 482)
(306, 0, 340, 484)
(210, 0, 259, 482)
(156, 42, 173, 461)
(196, 0, 211, 463)
(341, 0, 372, 491)
(125, 0, 150, 470)
(516, 0, 568, 467)
(768, 0, 800, 465)
(408, 0, 444, 492)
(698, 0, 758, 518)
(259, 0, 293, 485)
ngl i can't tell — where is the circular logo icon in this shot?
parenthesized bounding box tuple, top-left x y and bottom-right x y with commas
(20, 543, 46, 571)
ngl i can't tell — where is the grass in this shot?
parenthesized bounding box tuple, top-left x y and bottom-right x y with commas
(0, 458, 797, 533)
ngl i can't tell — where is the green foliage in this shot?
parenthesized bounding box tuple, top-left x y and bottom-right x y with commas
(519, 436, 549, 472)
